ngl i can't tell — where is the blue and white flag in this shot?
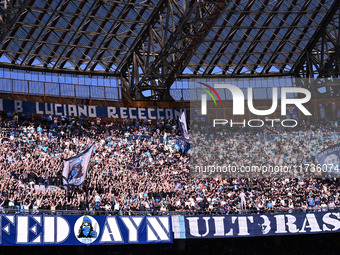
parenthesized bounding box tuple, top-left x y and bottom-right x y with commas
(316, 143, 340, 174)
(179, 112, 190, 152)
(62, 145, 94, 186)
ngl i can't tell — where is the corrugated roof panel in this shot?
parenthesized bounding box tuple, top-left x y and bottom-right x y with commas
(0, 0, 335, 78)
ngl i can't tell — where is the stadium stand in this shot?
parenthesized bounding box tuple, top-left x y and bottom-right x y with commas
(0, 112, 339, 215)
(1, 0, 340, 252)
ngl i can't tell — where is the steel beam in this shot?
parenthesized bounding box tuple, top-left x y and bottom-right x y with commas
(293, 0, 340, 97)
(0, 0, 35, 59)
(121, 0, 228, 100)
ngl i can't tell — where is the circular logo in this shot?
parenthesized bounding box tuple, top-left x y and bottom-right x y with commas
(324, 154, 340, 165)
(74, 215, 100, 244)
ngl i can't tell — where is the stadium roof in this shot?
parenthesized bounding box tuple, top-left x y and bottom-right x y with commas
(0, 0, 339, 100)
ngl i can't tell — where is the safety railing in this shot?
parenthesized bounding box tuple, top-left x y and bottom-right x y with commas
(1, 206, 338, 216)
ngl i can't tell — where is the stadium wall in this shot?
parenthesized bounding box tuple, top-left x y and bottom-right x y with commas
(0, 94, 339, 121)
(0, 93, 190, 110)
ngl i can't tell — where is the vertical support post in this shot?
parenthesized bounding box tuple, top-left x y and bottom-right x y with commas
(59, 83, 61, 104)
(43, 80, 45, 103)
(89, 85, 91, 105)
(74, 84, 76, 105)
(314, 103, 318, 122)
(27, 80, 30, 101)
(104, 86, 106, 106)
(74, 84, 77, 105)
(11, 76, 13, 97)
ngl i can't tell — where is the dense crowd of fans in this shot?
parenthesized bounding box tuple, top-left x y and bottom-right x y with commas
(0, 111, 339, 215)
(191, 120, 340, 178)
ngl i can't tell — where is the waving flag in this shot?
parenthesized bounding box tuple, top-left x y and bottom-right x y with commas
(62, 145, 94, 186)
(316, 143, 340, 174)
(179, 111, 190, 152)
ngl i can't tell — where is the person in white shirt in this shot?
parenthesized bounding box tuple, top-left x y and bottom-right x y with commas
(32, 201, 39, 214)
(144, 201, 150, 211)
(23, 201, 31, 213)
(239, 190, 247, 210)
(105, 203, 111, 212)
(114, 202, 120, 212)
(328, 200, 335, 210)
(163, 132, 167, 145)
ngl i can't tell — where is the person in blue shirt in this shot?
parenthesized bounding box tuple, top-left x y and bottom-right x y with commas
(315, 196, 321, 209)
(307, 195, 314, 209)
(267, 200, 273, 209)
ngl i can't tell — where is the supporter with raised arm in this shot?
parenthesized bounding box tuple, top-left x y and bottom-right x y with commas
(0, 114, 339, 215)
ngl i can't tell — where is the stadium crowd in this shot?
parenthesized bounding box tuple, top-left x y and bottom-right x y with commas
(0, 111, 339, 215)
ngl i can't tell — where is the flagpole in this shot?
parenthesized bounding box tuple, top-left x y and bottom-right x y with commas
(84, 178, 89, 213)
(84, 143, 94, 213)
